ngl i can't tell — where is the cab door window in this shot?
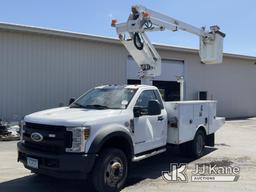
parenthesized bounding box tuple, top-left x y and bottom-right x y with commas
(153, 90, 164, 109)
(135, 90, 157, 115)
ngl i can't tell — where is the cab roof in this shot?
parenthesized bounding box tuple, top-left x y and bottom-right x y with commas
(95, 84, 157, 89)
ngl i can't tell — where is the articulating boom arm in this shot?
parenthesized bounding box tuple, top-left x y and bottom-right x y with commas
(111, 5, 225, 85)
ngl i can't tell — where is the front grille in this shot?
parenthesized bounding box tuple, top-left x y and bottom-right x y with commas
(23, 122, 72, 154)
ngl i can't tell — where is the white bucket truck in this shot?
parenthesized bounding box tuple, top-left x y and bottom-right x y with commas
(18, 5, 225, 192)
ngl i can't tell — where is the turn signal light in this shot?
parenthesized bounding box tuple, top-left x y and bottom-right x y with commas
(143, 12, 150, 17)
(84, 129, 90, 140)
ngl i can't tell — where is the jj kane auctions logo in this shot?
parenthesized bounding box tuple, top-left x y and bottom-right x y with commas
(162, 163, 240, 182)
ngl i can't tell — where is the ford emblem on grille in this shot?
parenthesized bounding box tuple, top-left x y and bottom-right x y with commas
(31, 132, 43, 142)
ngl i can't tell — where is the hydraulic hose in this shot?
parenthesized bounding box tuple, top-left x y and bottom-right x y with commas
(133, 33, 144, 50)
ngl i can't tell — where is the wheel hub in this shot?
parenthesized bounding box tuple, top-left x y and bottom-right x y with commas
(105, 158, 124, 187)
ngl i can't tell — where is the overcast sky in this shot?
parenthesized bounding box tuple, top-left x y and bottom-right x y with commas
(0, 0, 255, 56)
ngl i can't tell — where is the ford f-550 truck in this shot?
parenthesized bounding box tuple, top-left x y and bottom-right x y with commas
(18, 84, 224, 192)
(18, 5, 226, 192)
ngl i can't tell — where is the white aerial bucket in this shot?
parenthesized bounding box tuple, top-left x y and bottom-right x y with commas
(199, 31, 225, 64)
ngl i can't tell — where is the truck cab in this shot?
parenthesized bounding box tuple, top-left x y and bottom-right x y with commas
(18, 84, 224, 192)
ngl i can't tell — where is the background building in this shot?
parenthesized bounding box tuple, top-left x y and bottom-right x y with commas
(0, 23, 256, 121)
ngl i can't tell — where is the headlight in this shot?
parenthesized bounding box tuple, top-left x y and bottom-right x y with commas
(20, 120, 25, 142)
(65, 127, 90, 153)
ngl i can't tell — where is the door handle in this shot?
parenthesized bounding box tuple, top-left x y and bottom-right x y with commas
(158, 116, 164, 121)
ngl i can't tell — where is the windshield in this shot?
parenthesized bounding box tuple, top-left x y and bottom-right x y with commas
(70, 87, 137, 109)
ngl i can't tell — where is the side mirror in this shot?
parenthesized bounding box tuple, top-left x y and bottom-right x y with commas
(148, 100, 161, 116)
(69, 97, 76, 105)
(133, 106, 141, 118)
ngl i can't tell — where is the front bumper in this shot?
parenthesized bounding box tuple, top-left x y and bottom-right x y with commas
(17, 142, 97, 179)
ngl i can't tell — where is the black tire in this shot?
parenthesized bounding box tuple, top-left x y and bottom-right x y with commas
(92, 148, 128, 192)
(191, 129, 205, 158)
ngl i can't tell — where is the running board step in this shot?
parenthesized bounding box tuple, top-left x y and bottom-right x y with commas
(132, 148, 166, 162)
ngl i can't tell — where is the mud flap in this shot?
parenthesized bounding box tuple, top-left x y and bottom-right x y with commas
(206, 133, 215, 147)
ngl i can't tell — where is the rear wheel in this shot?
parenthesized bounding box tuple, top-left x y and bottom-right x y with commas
(92, 148, 128, 192)
(191, 129, 205, 158)
(179, 129, 206, 158)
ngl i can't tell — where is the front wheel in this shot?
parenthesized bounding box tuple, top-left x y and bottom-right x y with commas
(92, 148, 128, 192)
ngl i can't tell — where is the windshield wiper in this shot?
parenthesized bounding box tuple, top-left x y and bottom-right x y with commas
(70, 102, 87, 108)
(84, 104, 109, 109)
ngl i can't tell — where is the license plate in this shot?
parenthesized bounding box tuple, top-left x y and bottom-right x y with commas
(27, 157, 38, 169)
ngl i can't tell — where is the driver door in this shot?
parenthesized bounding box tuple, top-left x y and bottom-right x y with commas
(133, 90, 166, 154)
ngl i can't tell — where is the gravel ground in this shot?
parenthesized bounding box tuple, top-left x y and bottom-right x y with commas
(0, 118, 256, 192)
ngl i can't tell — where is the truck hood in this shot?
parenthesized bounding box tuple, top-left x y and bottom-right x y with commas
(24, 107, 123, 126)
